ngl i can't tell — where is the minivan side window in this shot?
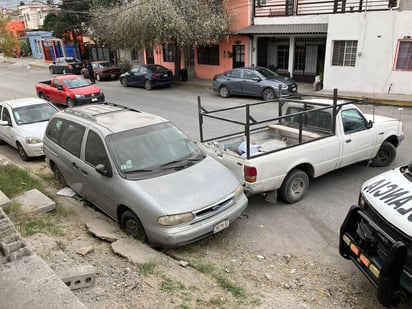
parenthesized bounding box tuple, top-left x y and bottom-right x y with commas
(85, 130, 111, 171)
(59, 121, 85, 157)
(46, 118, 64, 143)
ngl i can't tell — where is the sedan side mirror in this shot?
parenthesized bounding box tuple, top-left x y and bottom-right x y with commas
(252, 77, 261, 82)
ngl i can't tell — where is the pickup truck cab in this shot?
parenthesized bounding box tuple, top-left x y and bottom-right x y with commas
(340, 162, 412, 307)
(35, 75, 105, 107)
(197, 91, 404, 203)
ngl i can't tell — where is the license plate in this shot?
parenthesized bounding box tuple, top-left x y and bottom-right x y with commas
(111, 74, 116, 77)
(214, 219, 229, 233)
(163, 73, 168, 77)
(91, 98, 98, 102)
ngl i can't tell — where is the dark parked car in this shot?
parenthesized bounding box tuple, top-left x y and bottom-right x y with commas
(81, 61, 121, 81)
(212, 66, 298, 100)
(120, 64, 174, 90)
(49, 57, 83, 75)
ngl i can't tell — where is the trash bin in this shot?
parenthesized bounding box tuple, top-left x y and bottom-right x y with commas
(179, 68, 188, 82)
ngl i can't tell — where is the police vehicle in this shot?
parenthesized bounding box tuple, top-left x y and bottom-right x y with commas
(340, 162, 412, 307)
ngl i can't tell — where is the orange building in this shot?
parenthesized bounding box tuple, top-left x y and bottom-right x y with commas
(6, 20, 25, 56)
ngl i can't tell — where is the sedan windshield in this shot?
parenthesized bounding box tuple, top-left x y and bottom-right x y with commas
(63, 78, 90, 89)
(256, 67, 279, 79)
(13, 103, 58, 125)
(107, 122, 204, 177)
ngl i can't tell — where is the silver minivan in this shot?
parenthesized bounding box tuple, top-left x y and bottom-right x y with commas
(43, 103, 248, 247)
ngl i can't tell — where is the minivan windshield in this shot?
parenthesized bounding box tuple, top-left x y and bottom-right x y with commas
(107, 122, 204, 177)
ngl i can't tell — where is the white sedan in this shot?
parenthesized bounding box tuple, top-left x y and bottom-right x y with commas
(0, 98, 59, 161)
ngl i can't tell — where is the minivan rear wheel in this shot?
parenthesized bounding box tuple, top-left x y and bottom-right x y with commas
(121, 210, 147, 243)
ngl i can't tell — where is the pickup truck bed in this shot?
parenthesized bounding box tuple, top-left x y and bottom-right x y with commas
(197, 91, 404, 203)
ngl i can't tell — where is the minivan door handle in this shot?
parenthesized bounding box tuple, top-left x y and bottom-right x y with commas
(72, 162, 79, 170)
(80, 169, 88, 176)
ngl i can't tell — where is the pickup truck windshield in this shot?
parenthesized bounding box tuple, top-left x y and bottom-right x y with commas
(107, 122, 203, 175)
(63, 78, 90, 89)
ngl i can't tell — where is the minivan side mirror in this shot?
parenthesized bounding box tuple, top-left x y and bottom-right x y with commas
(95, 164, 112, 177)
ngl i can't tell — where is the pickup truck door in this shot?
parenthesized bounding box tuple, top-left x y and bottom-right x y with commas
(48, 80, 67, 104)
(338, 108, 377, 167)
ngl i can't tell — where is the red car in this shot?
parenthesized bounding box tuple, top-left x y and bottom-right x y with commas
(81, 61, 121, 81)
(35, 75, 105, 107)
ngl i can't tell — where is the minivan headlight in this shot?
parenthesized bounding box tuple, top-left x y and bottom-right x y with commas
(25, 136, 41, 144)
(158, 212, 194, 226)
(233, 184, 244, 200)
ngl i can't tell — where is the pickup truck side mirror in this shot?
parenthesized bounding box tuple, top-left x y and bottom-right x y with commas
(56, 85, 63, 91)
(367, 120, 373, 129)
(0, 120, 9, 126)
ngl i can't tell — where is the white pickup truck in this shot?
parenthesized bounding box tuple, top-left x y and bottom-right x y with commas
(197, 91, 404, 203)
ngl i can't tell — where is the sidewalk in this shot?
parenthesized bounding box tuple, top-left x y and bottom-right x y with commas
(2, 55, 412, 107)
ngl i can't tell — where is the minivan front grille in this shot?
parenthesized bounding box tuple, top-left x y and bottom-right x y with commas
(192, 196, 234, 222)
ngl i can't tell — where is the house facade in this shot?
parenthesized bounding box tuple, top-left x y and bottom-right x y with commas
(152, 0, 412, 96)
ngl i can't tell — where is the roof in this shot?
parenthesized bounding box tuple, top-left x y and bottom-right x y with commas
(237, 23, 328, 35)
(2, 97, 49, 108)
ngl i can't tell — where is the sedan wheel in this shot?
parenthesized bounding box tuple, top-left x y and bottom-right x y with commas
(144, 80, 152, 90)
(17, 142, 29, 161)
(62, 68, 67, 74)
(262, 88, 276, 101)
(96, 74, 101, 81)
(120, 77, 128, 87)
(49, 67, 54, 74)
(219, 86, 230, 98)
(120, 210, 147, 243)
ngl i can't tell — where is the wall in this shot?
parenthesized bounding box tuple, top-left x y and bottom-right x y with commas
(324, 10, 412, 95)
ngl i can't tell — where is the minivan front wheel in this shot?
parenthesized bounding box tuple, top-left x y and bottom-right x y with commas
(52, 164, 66, 187)
(121, 210, 147, 243)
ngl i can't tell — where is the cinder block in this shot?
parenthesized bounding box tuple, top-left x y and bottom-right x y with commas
(0, 191, 10, 208)
(57, 265, 96, 290)
(13, 189, 56, 214)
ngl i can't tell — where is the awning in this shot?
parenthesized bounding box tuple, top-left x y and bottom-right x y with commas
(237, 23, 328, 35)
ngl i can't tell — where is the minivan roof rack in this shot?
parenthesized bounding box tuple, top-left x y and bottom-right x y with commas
(64, 102, 141, 122)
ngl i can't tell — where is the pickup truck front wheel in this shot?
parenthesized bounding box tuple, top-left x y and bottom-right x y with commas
(66, 98, 75, 108)
(279, 169, 309, 204)
(370, 141, 396, 167)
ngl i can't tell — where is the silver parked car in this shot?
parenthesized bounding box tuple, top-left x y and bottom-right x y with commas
(0, 98, 59, 161)
(43, 103, 248, 248)
(212, 66, 298, 100)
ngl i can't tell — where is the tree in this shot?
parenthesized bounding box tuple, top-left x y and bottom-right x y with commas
(90, 0, 232, 79)
(0, 14, 19, 57)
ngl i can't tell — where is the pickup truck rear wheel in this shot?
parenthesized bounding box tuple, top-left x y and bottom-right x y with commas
(219, 86, 230, 98)
(279, 169, 309, 204)
(370, 141, 396, 167)
(262, 88, 276, 101)
(120, 210, 147, 243)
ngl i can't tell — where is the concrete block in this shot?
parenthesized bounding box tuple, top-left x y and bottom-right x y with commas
(12, 189, 56, 214)
(0, 191, 10, 208)
(57, 265, 96, 290)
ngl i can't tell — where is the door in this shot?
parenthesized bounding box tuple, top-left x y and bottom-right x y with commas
(338, 109, 377, 167)
(240, 69, 262, 96)
(232, 45, 245, 68)
(80, 129, 117, 219)
(0, 105, 14, 146)
(49, 80, 67, 105)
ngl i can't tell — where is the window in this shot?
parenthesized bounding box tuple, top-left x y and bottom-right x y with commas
(243, 70, 257, 80)
(294, 45, 305, 72)
(131, 48, 139, 61)
(1, 106, 11, 124)
(277, 45, 289, 70)
(197, 45, 219, 65)
(163, 43, 175, 62)
(226, 69, 241, 78)
(85, 130, 111, 173)
(46, 118, 63, 143)
(394, 40, 412, 71)
(59, 121, 85, 157)
(341, 109, 367, 134)
(332, 40, 357, 67)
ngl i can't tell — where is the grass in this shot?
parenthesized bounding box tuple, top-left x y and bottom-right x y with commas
(191, 262, 245, 298)
(136, 262, 156, 276)
(0, 163, 66, 237)
(0, 164, 46, 198)
(160, 275, 186, 292)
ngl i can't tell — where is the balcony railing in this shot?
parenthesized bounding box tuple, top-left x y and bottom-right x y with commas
(254, 0, 399, 17)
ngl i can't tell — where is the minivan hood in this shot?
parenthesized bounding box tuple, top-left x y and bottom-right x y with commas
(362, 166, 412, 237)
(139, 156, 241, 214)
